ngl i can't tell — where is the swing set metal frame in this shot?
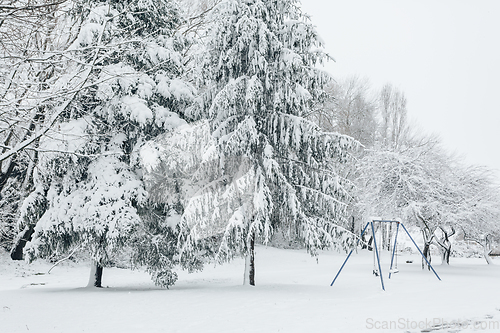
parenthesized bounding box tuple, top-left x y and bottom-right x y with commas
(330, 219, 441, 291)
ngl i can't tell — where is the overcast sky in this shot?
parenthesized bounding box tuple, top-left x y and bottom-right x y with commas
(300, 0, 500, 178)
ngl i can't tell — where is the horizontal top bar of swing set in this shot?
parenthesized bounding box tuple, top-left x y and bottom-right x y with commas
(370, 220, 401, 223)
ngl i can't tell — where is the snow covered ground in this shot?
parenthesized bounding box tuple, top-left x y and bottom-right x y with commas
(1, 247, 499, 333)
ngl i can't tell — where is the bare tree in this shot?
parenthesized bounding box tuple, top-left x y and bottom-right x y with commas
(357, 138, 500, 267)
(447, 165, 500, 264)
(377, 83, 411, 150)
(308, 76, 378, 147)
(177, 0, 221, 39)
(0, 1, 69, 54)
(0, 0, 74, 253)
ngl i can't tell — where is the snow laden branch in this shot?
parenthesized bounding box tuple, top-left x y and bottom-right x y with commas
(0, 3, 112, 164)
(0, 0, 68, 14)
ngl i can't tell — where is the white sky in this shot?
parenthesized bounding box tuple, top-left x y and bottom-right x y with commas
(300, 0, 500, 178)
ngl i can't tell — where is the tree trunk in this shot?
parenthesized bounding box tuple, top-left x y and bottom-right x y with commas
(441, 246, 451, 265)
(420, 227, 434, 270)
(87, 261, 103, 288)
(422, 242, 432, 270)
(439, 239, 451, 265)
(9, 145, 40, 261)
(10, 225, 35, 260)
(436, 227, 454, 265)
(380, 223, 386, 251)
(243, 232, 255, 286)
(484, 250, 494, 265)
(387, 223, 392, 251)
(483, 238, 493, 265)
(363, 235, 373, 251)
(0, 157, 16, 193)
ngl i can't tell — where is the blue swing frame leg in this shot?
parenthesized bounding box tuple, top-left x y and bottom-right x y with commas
(388, 222, 400, 279)
(330, 222, 370, 286)
(371, 222, 385, 291)
(400, 223, 441, 281)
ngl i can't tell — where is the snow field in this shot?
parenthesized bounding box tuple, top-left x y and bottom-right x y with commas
(1, 247, 499, 333)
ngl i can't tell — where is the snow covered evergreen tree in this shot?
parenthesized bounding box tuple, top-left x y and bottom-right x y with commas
(18, 0, 194, 287)
(143, 0, 358, 285)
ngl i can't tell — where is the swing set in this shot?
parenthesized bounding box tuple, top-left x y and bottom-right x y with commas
(330, 219, 441, 291)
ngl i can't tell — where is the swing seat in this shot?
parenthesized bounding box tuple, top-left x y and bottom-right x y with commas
(389, 268, 399, 274)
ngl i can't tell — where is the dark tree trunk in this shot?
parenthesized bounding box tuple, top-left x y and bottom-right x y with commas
(422, 242, 431, 270)
(442, 246, 451, 265)
(440, 235, 452, 265)
(88, 261, 104, 287)
(387, 223, 393, 251)
(94, 263, 103, 287)
(249, 232, 255, 286)
(0, 158, 16, 193)
(0, 129, 16, 191)
(8, 146, 40, 261)
(437, 227, 454, 265)
(363, 236, 373, 251)
(10, 225, 35, 260)
(244, 232, 255, 286)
